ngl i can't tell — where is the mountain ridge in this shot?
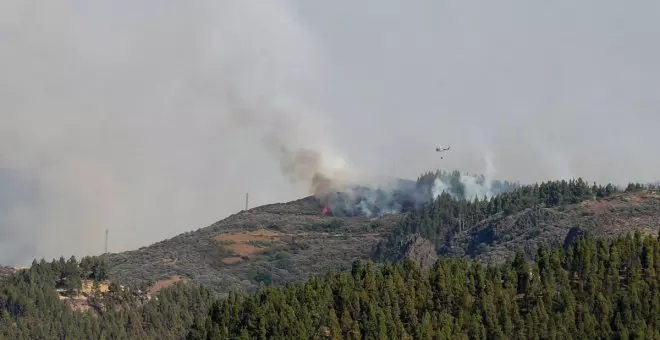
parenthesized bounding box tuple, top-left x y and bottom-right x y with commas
(106, 195, 404, 295)
(105, 178, 660, 296)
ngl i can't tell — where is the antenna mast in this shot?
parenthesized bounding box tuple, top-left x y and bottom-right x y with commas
(245, 192, 249, 210)
(105, 229, 108, 254)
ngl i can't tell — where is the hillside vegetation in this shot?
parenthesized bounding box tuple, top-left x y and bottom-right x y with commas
(187, 232, 660, 339)
(3, 230, 660, 339)
(105, 171, 660, 297)
(107, 196, 403, 295)
(1, 171, 660, 339)
(0, 256, 213, 339)
(373, 177, 660, 264)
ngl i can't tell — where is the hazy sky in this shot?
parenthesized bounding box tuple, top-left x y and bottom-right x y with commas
(1, 0, 659, 265)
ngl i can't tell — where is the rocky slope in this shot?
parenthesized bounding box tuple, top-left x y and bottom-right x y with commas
(392, 234, 438, 269)
(444, 190, 660, 262)
(107, 189, 660, 296)
(107, 196, 402, 295)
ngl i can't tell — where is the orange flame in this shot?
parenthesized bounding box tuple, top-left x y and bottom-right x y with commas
(322, 200, 330, 215)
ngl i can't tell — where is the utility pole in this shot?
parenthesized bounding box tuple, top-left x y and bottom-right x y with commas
(245, 192, 249, 211)
(104, 229, 108, 254)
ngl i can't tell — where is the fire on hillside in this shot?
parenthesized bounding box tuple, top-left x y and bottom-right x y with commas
(316, 180, 433, 218)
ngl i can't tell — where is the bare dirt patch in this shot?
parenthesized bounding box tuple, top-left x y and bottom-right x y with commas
(148, 275, 189, 296)
(215, 229, 281, 242)
(582, 199, 625, 215)
(221, 256, 243, 264)
(215, 229, 282, 256)
(80, 280, 110, 295)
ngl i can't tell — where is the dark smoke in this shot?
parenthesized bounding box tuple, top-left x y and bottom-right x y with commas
(233, 98, 354, 198)
(273, 145, 340, 195)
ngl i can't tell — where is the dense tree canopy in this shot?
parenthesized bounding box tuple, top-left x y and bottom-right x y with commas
(3, 231, 659, 339)
(373, 177, 624, 261)
(0, 256, 213, 339)
(0, 171, 657, 339)
(189, 231, 660, 339)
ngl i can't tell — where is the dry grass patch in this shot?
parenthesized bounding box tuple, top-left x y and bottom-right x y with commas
(215, 229, 281, 242)
(148, 275, 189, 296)
(221, 256, 243, 265)
(215, 229, 282, 256)
(582, 199, 625, 215)
(80, 280, 110, 295)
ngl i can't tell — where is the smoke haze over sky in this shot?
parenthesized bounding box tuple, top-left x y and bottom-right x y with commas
(1, 0, 659, 265)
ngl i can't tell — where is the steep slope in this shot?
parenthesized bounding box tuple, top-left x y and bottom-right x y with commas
(188, 233, 660, 339)
(108, 183, 660, 296)
(107, 196, 403, 295)
(443, 190, 660, 262)
(392, 234, 437, 269)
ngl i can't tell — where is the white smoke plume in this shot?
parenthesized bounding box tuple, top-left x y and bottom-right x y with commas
(3, 0, 660, 266)
(432, 152, 510, 201)
(460, 152, 497, 200)
(0, 0, 361, 265)
(432, 178, 451, 200)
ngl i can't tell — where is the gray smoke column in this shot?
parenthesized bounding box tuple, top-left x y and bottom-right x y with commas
(432, 152, 518, 200)
(223, 89, 362, 196)
(443, 151, 499, 200)
(0, 0, 360, 265)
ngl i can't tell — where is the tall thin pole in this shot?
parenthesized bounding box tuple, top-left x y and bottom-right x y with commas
(104, 229, 108, 254)
(245, 192, 249, 210)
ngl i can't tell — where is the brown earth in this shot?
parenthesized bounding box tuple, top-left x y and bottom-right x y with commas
(148, 275, 189, 296)
(221, 256, 243, 265)
(215, 229, 283, 257)
(55, 280, 112, 314)
(107, 196, 402, 295)
(81, 279, 110, 295)
(581, 199, 626, 215)
(215, 229, 281, 242)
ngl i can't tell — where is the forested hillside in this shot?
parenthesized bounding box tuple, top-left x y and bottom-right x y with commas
(0, 256, 213, 339)
(373, 177, 659, 263)
(415, 170, 519, 198)
(2, 170, 660, 339)
(1, 205, 659, 338)
(187, 231, 660, 339)
(3, 232, 660, 339)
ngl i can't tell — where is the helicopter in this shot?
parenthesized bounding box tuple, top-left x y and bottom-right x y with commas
(435, 145, 451, 159)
